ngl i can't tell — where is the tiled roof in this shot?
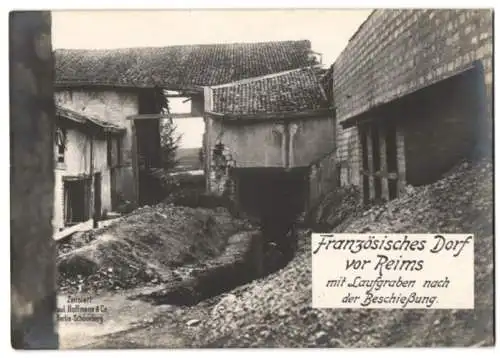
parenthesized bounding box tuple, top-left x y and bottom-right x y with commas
(56, 106, 126, 134)
(209, 67, 330, 117)
(54, 40, 316, 90)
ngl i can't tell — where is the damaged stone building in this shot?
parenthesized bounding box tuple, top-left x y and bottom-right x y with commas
(52, 106, 125, 235)
(327, 9, 493, 204)
(54, 40, 318, 209)
(54, 52, 165, 209)
(203, 66, 334, 218)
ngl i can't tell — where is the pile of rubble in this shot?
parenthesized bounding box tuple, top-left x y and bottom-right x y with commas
(83, 157, 493, 349)
(188, 158, 493, 347)
(307, 185, 363, 231)
(57, 203, 254, 294)
(342, 159, 493, 236)
(131, 230, 265, 306)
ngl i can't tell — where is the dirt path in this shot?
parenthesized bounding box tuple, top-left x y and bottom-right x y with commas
(57, 287, 188, 349)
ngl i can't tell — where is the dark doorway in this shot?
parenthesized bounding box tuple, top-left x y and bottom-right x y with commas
(135, 118, 163, 206)
(385, 121, 399, 200)
(359, 125, 370, 204)
(110, 168, 118, 210)
(399, 64, 485, 186)
(371, 123, 382, 200)
(64, 178, 91, 226)
(136, 119, 162, 170)
(93, 173, 102, 225)
(234, 167, 308, 221)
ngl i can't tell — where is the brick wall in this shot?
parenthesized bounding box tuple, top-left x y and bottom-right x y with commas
(336, 126, 361, 187)
(10, 11, 58, 348)
(333, 9, 493, 188)
(333, 9, 493, 122)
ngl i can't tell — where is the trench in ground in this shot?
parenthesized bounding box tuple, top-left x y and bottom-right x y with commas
(132, 167, 308, 307)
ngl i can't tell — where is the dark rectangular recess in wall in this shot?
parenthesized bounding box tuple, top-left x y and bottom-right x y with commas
(106, 135, 112, 166)
(385, 122, 398, 173)
(359, 125, 370, 204)
(64, 178, 91, 226)
(385, 120, 399, 200)
(94, 173, 102, 222)
(371, 123, 382, 200)
(138, 89, 163, 114)
(388, 179, 398, 200)
(135, 119, 162, 169)
(233, 167, 308, 221)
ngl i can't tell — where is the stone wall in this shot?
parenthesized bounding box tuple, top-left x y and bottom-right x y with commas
(290, 115, 336, 168)
(205, 115, 335, 171)
(205, 117, 284, 170)
(10, 11, 58, 348)
(336, 124, 361, 187)
(307, 149, 337, 212)
(208, 141, 237, 199)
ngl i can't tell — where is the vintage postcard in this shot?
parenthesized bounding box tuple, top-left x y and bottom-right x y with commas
(10, 8, 494, 349)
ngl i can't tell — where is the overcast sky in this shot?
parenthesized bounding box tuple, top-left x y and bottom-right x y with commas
(51, 9, 371, 149)
(51, 9, 372, 66)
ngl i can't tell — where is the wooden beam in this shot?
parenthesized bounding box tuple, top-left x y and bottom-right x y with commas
(359, 169, 399, 180)
(378, 124, 390, 201)
(395, 129, 406, 196)
(164, 94, 192, 98)
(168, 112, 199, 119)
(365, 124, 375, 202)
(131, 119, 140, 206)
(53, 219, 93, 241)
(204, 86, 213, 113)
(126, 113, 166, 120)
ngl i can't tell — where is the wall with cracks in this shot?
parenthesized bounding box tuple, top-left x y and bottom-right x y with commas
(203, 115, 335, 217)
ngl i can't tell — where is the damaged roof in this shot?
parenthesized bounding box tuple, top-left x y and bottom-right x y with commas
(55, 40, 316, 90)
(56, 105, 126, 134)
(208, 66, 331, 119)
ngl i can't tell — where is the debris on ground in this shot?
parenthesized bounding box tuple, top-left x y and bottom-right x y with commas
(163, 158, 491, 348)
(130, 228, 295, 307)
(57, 204, 254, 294)
(129, 230, 264, 306)
(68, 157, 494, 349)
(185, 158, 493, 348)
(307, 185, 364, 231)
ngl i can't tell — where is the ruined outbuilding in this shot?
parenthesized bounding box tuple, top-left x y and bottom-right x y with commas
(53, 106, 126, 235)
(327, 9, 493, 205)
(203, 66, 334, 218)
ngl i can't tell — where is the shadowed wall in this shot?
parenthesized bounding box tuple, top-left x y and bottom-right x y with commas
(10, 11, 58, 349)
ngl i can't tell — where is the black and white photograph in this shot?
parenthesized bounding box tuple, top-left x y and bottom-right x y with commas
(9, 6, 495, 350)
